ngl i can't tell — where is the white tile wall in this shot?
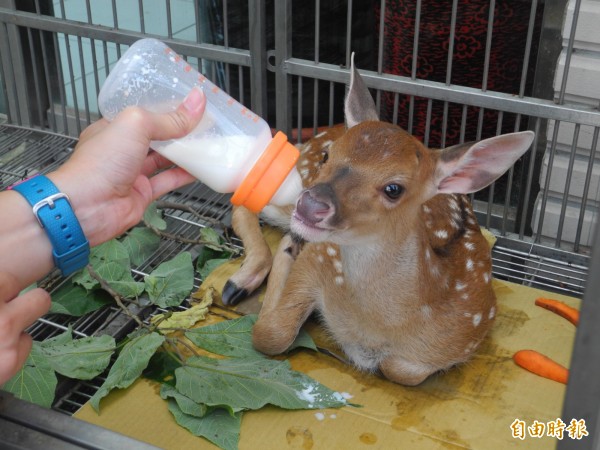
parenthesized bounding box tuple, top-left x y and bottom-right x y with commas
(532, 0, 600, 248)
(532, 194, 598, 245)
(563, 0, 600, 52)
(538, 147, 600, 203)
(554, 51, 600, 106)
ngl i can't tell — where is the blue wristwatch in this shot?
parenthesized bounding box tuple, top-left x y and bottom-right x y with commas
(10, 174, 90, 276)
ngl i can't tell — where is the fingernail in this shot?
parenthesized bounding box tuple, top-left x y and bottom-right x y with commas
(183, 87, 204, 113)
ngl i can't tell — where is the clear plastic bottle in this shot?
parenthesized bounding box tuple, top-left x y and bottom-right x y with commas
(98, 38, 302, 213)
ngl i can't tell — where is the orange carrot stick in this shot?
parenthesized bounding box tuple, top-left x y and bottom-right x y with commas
(535, 297, 580, 326)
(513, 350, 568, 384)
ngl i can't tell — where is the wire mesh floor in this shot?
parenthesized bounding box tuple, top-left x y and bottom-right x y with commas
(0, 124, 589, 415)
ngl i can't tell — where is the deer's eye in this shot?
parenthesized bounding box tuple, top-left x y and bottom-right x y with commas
(383, 183, 404, 200)
(321, 150, 329, 164)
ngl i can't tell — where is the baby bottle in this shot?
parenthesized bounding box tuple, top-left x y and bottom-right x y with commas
(97, 38, 302, 213)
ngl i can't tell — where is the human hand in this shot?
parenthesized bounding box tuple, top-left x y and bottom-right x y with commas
(0, 272, 51, 385)
(48, 87, 206, 246)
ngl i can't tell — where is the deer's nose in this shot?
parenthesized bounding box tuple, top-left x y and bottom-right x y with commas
(296, 190, 332, 225)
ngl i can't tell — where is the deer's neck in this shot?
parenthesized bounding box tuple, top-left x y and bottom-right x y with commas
(339, 231, 422, 287)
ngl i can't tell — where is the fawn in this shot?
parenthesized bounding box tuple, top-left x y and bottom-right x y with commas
(222, 58, 534, 385)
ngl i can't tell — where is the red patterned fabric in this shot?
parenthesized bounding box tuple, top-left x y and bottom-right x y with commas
(376, 1, 542, 148)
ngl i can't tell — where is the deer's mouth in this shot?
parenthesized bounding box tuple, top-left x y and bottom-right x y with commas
(290, 188, 338, 241)
(290, 210, 332, 242)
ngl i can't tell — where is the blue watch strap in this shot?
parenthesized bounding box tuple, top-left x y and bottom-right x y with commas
(10, 175, 90, 276)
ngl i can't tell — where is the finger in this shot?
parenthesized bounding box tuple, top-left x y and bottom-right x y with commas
(145, 87, 206, 142)
(0, 272, 20, 304)
(4, 288, 51, 332)
(0, 334, 33, 385)
(141, 151, 176, 177)
(78, 118, 110, 144)
(149, 167, 197, 200)
(108, 88, 205, 162)
(14, 334, 33, 373)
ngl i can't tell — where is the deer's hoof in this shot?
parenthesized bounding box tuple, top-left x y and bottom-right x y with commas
(222, 280, 250, 305)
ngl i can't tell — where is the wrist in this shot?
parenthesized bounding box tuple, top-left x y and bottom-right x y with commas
(46, 170, 102, 247)
(0, 189, 55, 284)
(10, 174, 90, 276)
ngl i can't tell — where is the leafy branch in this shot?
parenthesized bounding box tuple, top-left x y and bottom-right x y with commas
(86, 263, 144, 327)
(3, 202, 352, 450)
(144, 201, 240, 253)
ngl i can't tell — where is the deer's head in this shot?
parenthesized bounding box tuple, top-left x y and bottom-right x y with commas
(290, 55, 534, 246)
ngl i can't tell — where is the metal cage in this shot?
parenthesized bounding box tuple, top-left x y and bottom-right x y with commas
(0, 1, 598, 449)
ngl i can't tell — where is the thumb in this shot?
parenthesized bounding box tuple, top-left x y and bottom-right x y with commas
(147, 87, 206, 142)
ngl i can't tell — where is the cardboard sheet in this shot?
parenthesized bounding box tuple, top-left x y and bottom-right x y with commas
(75, 228, 579, 449)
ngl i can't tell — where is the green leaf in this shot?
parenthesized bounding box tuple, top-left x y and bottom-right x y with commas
(2, 344, 57, 408)
(143, 351, 181, 386)
(78, 260, 144, 299)
(89, 331, 165, 412)
(144, 202, 167, 230)
(196, 242, 233, 280)
(39, 333, 116, 380)
(40, 328, 75, 347)
(166, 399, 241, 450)
(97, 262, 145, 298)
(144, 252, 194, 308)
(175, 356, 347, 411)
(71, 272, 98, 292)
(90, 239, 131, 266)
(50, 283, 112, 316)
(287, 329, 319, 353)
(72, 240, 143, 298)
(185, 314, 317, 358)
(122, 227, 161, 266)
(185, 315, 263, 358)
(198, 258, 229, 280)
(195, 246, 220, 271)
(160, 384, 208, 418)
(199, 227, 223, 251)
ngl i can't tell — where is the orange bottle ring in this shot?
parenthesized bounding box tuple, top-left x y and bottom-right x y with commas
(231, 131, 299, 213)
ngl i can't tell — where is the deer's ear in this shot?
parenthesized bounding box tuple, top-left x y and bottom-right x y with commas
(433, 131, 535, 194)
(344, 53, 378, 129)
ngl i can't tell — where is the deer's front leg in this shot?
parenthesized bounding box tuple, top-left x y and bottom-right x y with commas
(253, 236, 317, 355)
(222, 206, 273, 305)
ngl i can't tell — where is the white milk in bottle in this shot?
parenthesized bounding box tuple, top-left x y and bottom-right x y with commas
(98, 38, 302, 212)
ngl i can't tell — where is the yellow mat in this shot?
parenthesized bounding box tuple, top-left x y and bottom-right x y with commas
(75, 228, 579, 449)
